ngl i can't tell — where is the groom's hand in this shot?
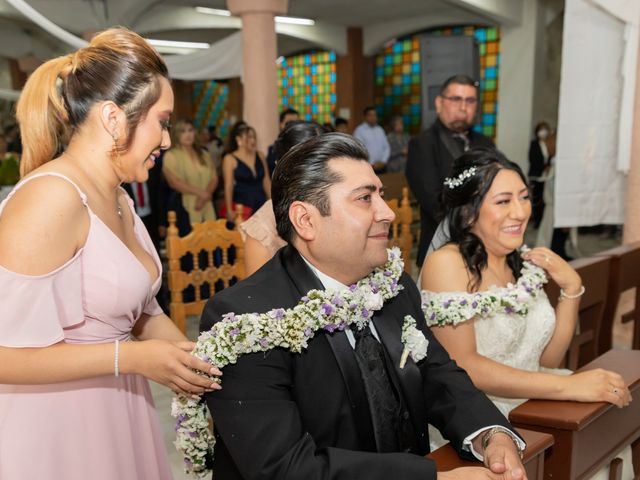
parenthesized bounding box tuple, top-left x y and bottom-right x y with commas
(483, 433, 526, 480)
(437, 466, 525, 479)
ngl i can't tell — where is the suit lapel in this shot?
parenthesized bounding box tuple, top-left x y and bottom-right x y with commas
(373, 297, 429, 451)
(281, 246, 376, 451)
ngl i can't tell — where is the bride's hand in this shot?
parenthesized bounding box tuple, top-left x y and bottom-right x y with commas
(563, 368, 632, 408)
(122, 340, 223, 397)
(521, 247, 581, 293)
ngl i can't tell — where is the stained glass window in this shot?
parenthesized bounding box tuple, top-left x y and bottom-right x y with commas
(374, 26, 501, 138)
(277, 51, 337, 125)
(193, 80, 230, 138)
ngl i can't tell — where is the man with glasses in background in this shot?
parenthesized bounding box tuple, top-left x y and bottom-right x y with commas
(406, 74, 495, 266)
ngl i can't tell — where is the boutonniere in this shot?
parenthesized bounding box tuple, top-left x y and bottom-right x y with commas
(400, 315, 429, 368)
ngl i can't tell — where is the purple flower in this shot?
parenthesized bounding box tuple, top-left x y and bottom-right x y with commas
(361, 308, 370, 318)
(321, 303, 334, 315)
(505, 307, 513, 314)
(349, 284, 358, 292)
(459, 299, 468, 306)
(332, 295, 345, 306)
(383, 270, 393, 277)
(338, 321, 347, 330)
(324, 323, 338, 333)
(430, 313, 436, 321)
(443, 300, 452, 308)
(274, 309, 285, 320)
(304, 328, 312, 337)
(471, 301, 478, 308)
(229, 328, 240, 337)
(349, 303, 358, 310)
(301, 296, 309, 302)
(189, 431, 198, 438)
(259, 338, 269, 348)
(185, 458, 193, 467)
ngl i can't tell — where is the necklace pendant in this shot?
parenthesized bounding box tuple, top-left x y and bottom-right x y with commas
(117, 205, 123, 218)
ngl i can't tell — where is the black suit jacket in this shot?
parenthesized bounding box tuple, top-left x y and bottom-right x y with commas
(528, 140, 547, 178)
(200, 246, 514, 480)
(406, 120, 494, 266)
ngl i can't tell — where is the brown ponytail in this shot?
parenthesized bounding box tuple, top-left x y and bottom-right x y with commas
(16, 27, 169, 177)
(16, 55, 74, 176)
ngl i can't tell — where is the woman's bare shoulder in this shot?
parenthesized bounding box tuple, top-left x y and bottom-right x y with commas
(420, 244, 470, 292)
(0, 172, 88, 275)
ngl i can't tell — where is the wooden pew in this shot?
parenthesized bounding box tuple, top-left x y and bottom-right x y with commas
(427, 428, 554, 480)
(544, 255, 612, 370)
(592, 241, 640, 354)
(509, 349, 640, 479)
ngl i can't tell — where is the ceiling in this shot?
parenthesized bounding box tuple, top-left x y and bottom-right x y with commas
(0, 0, 518, 64)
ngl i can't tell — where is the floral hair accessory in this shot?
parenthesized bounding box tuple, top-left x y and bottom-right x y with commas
(173, 248, 409, 478)
(443, 166, 477, 189)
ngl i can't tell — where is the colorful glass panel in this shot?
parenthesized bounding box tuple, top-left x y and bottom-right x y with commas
(193, 80, 230, 139)
(278, 51, 337, 125)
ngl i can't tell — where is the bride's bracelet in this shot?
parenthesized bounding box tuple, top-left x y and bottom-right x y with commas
(559, 285, 585, 301)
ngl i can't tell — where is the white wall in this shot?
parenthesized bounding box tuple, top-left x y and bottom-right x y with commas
(495, 0, 543, 168)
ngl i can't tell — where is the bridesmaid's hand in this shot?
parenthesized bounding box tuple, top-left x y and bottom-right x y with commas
(123, 340, 222, 398)
(521, 247, 581, 293)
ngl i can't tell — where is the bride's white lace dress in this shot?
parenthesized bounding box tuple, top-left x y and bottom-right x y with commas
(421, 259, 564, 416)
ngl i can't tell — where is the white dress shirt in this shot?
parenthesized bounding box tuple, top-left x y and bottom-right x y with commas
(353, 123, 391, 165)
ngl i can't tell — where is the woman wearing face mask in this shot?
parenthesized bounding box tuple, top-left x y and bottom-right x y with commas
(528, 122, 550, 229)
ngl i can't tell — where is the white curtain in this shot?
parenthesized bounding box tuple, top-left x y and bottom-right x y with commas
(163, 32, 243, 80)
(5, 0, 244, 84)
(554, 0, 636, 226)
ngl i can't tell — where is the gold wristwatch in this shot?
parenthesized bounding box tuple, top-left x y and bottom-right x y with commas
(481, 426, 524, 460)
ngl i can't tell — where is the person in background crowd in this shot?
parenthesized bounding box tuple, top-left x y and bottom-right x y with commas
(528, 121, 551, 229)
(162, 118, 218, 225)
(0, 27, 220, 480)
(334, 117, 350, 134)
(239, 120, 328, 275)
(266, 108, 299, 176)
(354, 106, 390, 173)
(386, 115, 409, 173)
(406, 74, 494, 267)
(222, 121, 270, 222)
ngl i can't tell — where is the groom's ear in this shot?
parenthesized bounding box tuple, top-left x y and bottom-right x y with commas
(289, 201, 317, 241)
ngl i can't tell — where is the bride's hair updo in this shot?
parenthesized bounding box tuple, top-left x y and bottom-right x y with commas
(441, 147, 529, 291)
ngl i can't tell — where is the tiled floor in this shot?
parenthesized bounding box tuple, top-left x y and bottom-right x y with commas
(153, 227, 636, 479)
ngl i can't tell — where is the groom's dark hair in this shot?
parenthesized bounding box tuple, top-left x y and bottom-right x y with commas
(272, 132, 369, 243)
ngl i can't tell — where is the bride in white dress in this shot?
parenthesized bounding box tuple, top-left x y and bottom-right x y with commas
(419, 148, 633, 478)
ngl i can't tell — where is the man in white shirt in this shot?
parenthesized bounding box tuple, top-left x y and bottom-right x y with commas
(201, 133, 526, 480)
(354, 106, 390, 173)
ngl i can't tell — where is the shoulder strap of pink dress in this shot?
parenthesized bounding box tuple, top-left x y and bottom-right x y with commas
(1, 172, 88, 213)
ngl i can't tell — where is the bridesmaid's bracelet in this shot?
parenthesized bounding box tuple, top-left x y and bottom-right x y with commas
(559, 285, 585, 301)
(114, 339, 120, 377)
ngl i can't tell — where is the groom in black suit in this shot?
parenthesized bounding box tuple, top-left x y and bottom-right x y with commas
(201, 133, 526, 480)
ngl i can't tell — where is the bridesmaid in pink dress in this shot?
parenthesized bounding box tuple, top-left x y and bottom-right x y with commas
(0, 28, 221, 479)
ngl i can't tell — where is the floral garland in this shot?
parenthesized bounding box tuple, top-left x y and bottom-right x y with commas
(421, 258, 548, 327)
(172, 248, 428, 478)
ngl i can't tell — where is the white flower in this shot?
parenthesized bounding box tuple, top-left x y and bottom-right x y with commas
(363, 291, 383, 311)
(400, 316, 428, 368)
